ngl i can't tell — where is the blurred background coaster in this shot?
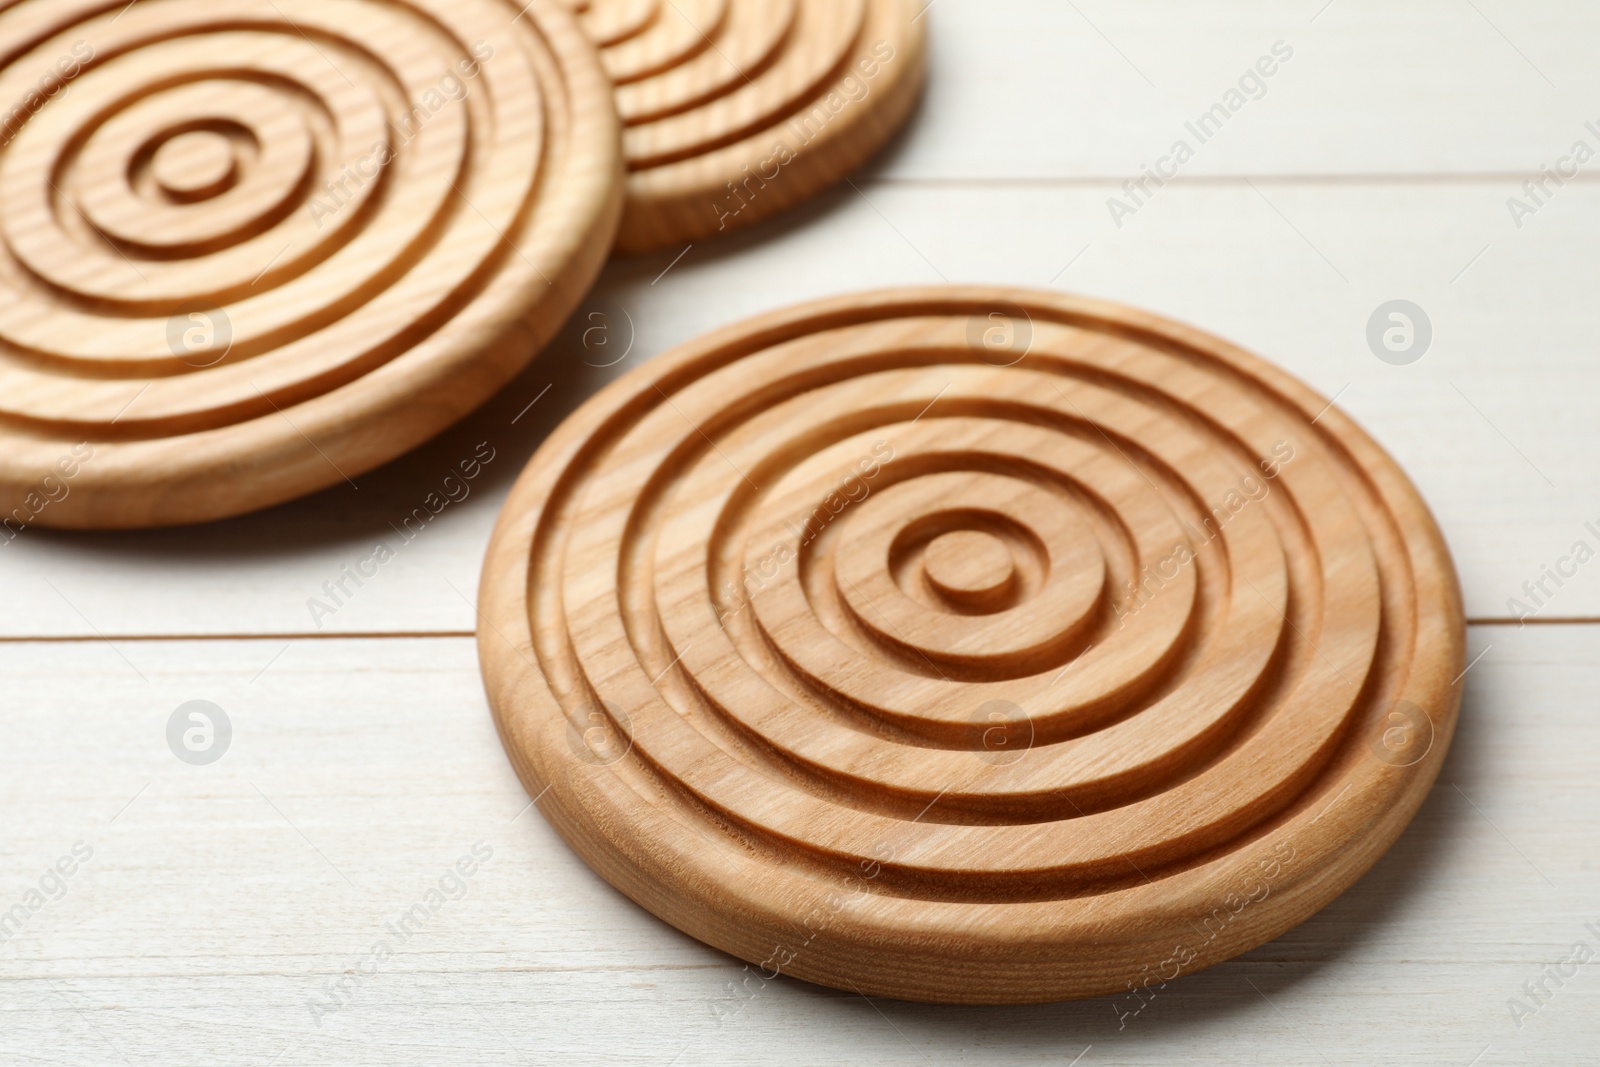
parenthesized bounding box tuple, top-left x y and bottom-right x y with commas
(561, 0, 926, 252)
(0, 0, 619, 529)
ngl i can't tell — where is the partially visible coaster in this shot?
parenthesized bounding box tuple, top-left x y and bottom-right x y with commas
(0, 0, 620, 529)
(481, 287, 1465, 1003)
(561, 0, 926, 252)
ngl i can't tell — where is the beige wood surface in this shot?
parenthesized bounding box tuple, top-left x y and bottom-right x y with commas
(0, 0, 621, 529)
(478, 286, 1466, 1001)
(562, 0, 925, 252)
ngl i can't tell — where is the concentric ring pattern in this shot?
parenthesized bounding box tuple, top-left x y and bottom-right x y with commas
(0, 0, 619, 529)
(480, 287, 1464, 1003)
(560, 0, 925, 251)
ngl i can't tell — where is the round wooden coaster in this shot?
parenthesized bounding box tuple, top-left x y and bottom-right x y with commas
(559, 0, 926, 253)
(0, 0, 620, 530)
(480, 287, 1465, 1004)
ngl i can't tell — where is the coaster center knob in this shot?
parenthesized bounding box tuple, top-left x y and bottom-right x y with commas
(923, 529, 1016, 612)
(150, 130, 238, 202)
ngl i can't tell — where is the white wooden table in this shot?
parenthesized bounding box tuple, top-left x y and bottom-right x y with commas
(4, 3, 1598, 1063)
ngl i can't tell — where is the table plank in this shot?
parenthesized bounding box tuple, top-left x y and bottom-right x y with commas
(0, 626, 1593, 1065)
(885, 0, 1590, 180)
(3, 177, 1596, 634)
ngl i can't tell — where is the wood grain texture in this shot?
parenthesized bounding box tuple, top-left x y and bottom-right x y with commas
(0, 0, 622, 529)
(560, 0, 925, 252)
(478, 285, 1467, 1003)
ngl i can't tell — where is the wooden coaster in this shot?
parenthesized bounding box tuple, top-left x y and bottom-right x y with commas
(480, 287, 1465, 1004)
(560, 0, 926, 253)
(0, 0, 620, 530)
